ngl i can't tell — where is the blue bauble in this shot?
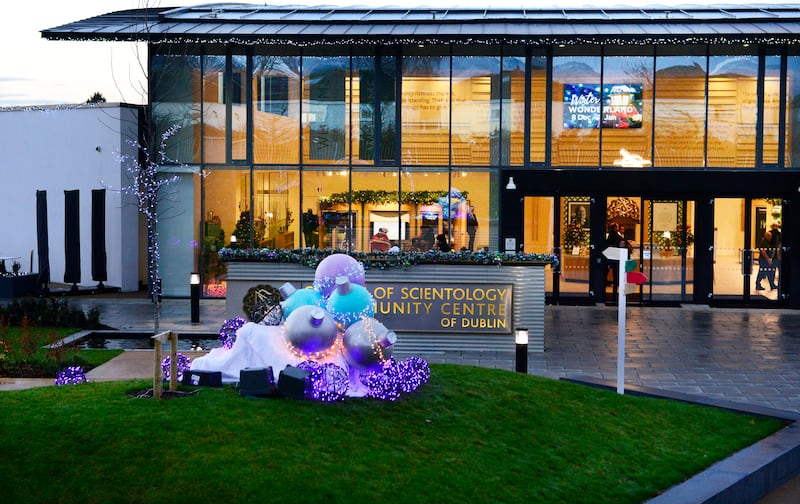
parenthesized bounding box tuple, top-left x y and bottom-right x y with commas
(314, 254, 366, 299)
(283, 305, 339, 357)
(280, 282, 324, 320)
(325, 276, 374, 328)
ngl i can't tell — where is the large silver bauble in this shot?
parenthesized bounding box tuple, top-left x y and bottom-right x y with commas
(283, 305, 339, 356)
(342, 317, 397, 369)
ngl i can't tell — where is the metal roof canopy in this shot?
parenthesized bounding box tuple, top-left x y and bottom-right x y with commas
(41, 3, 800, 45)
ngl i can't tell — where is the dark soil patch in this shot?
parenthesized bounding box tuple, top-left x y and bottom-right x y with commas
(126, 388, 202, 399)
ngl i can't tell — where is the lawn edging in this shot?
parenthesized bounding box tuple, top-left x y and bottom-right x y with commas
(562, 375, 800, 503)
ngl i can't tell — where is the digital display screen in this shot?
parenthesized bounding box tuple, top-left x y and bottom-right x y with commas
(563, 83, 642, 129)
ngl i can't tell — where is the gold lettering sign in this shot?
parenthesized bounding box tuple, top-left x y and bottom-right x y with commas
(369, 282, 513, 334)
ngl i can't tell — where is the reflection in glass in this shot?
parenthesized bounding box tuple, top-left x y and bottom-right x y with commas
(252, 54, 300, 164)
(151, 51, 201, 164)
(552, 53, 601, 166)
(654, 50, 706, 167)
(708, 51, 758, 168)
(303, 56, 349, 164)
(402, 55, 451, 165)
(202, 54, 227, 164)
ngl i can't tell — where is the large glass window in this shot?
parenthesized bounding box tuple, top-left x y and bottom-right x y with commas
(452, 49, 500, 166)
(529, 52, 547, 164)
(303, 54, 349, 164)
(601, 48, 654, 167)
(787, 52, 800, 167)
(400, 168, 450, 249)
(231, 54, 247, 161)
(653, 47, 707, 167)
(708, 47, 758, 167)
(353, 168, 401, 252)
(252, 169, 300, 249)
(151, 50, 201, 164)
(252, 52, 301, 164)
(378, 54, 398, 163)
(201, 166, 249, 296)
(202, 52, 227, 164)
(552, 49, 601, 166)
(314, 169, 354, 249)
(502, 48, 526, 166)
(402, 49, 451, 165)
(763, 55, 782, 166)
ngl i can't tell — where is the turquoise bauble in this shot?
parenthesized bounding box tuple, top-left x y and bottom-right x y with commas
(325, 276, 374, 328)
(280, 282, 324, 320)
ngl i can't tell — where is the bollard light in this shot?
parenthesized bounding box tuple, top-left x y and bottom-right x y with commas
(515, 327, 528, 374)
(190, 272, 200, 324)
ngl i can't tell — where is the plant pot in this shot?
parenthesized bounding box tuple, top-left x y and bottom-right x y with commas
(0, 274, 41, 298)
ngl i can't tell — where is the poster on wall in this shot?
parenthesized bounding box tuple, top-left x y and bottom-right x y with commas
(563, 83, 642, 129)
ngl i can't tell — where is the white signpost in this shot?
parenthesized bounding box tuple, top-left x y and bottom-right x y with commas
(603, 246, 628, 395)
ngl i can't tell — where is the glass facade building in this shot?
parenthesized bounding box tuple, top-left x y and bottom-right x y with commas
(44, 4, 800, 308)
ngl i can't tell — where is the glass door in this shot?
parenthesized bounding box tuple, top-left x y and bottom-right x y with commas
(639, 199, 695, 304)
(711, 197, 784, 303)
(522, 196, 557, 297)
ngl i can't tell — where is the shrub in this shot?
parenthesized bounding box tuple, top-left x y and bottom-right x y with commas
(0, 298, 101, 329)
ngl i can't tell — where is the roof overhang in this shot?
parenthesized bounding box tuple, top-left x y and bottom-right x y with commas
(41, 3, 800, 46)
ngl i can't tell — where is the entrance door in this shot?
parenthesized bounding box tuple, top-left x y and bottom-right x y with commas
(638, 199, 695, 304)
(522, 196, 594, 302)
(711, 197, 784, 304)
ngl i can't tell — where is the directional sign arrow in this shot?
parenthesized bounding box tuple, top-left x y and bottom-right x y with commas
(602, 247, 624, 260)
(626, 271, 648, 285)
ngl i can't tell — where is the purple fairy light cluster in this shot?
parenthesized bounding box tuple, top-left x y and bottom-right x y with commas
(161, 352, 192, 381)
(54, 366, 88, 386)
(359, 357, 431, 401)
(219, 316, 247, 349)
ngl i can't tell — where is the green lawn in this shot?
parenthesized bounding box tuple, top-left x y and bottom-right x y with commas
(0, 364, 784, 503)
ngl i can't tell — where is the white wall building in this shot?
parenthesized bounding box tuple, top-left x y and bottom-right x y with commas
(0, 103, 141, 292)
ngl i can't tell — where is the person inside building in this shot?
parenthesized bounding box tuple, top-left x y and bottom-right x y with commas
(466, 205, 478, 251)
(302, 209, 319, 248)
(770, 220, 782, 289)
(412, 227, 435, 251)
(435, 232, 451, 252)
(756, 230, 777, 291)
(370, 227, 391, 252)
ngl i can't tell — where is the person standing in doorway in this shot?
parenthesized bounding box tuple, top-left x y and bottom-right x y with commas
(302, 209, 319, 248)
(770, 220, 782, 289)
(466, 206, 478, 251)
(756, 230, 777, 291)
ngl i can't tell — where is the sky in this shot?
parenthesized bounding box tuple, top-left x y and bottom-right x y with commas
(0, 0, 791, 106)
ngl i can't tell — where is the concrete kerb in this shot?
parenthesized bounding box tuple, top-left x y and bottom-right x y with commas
(562, 376, 800, 504)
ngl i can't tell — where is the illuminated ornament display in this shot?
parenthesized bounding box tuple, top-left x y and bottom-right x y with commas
(283, 305, 339, 358)
(54, 366, 88, 386)
(313, 253, 365, 298)
(342, 317, 396, 369)
(307, 363, 349, 402)
(279, 282, 324, 320)
(397, 356, 431, 393)
(325, 276, 375, 328)
(437, 187, 466, 219)
(360, 358, 402, 401)
(161, 352, 192, 381)
(219, 317, 247, 349)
